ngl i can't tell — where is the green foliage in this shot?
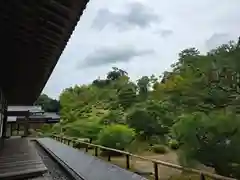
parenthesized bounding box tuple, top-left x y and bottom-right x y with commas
(51, 123, 62, 134)
(39, 124, 53, 135)
(65, 120, 103, 140)
(73, 141, 88, 149)
(137, 76, 150, 100)
(127, 101, 174, 138)
(97, 125, 136, 150)
(152, 144, 167, 154)
(35, 94, 60, 112)
(107, 67, 128, 81)
(168, 139, 180, 150)
(117, 82, 137, 109)
(100, 108, 125, 125)
(172, 111, 240, 177)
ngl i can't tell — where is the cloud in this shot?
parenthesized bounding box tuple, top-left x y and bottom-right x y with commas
(205, 33, 232, 50)
(155, 29, 174, 38)
(92, 2, 160, 31)
(43, 0, 240, 99)
(78, 46, 154, 68)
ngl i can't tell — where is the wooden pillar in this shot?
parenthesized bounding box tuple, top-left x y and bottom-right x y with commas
(17, 123, 20, 135)
(10, 123, 12, 136)
(2, 106, 8, 138)
(0, 100, 7, 150)
(23, 112, 30, 137)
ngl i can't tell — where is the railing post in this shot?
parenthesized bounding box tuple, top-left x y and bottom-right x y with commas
(95, 147, 98, 156)
(17, 124, 20, 135)
(126, 154, 130, 169)
(154, 162, 159, 180)
(85, 144, 89, 152)
(200, 173, 206, 180)
(10, 124, 12, 136)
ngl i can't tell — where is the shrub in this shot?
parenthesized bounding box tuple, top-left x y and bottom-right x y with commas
(65, 121, 103, 140)
(73, 142, 87, 149)
(97, 125, 136, 151)
(152, 145, 167, 154)
(168, 139, 180, 150)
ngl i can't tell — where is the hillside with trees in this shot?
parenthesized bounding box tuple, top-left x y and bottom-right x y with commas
(42, 38, 240, 178)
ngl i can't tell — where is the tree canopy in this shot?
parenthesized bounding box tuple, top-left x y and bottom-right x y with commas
(35, 94, 60, 112)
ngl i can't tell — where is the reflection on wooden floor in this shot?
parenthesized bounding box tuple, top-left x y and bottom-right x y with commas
(0, 137, 47, 180)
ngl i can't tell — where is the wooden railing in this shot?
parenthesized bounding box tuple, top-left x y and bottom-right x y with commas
(51, 135, 236, 180)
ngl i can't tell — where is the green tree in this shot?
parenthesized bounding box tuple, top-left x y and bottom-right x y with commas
(127, 101, 174, 139)
(137, 76, 150, 100)
(97, 125, 136, 150)
(117, 82, 137, 109)
(35, 94, 60, 112)
(107, 67, 128, 81)
(172, 111, 240, 178)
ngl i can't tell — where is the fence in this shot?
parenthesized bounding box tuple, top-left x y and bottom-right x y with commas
(52, 135, 236, 180)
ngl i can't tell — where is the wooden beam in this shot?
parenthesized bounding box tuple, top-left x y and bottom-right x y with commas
(39, 35, 59, 47)
(49, 0, 72, 11)
(40, 6, 69, 23)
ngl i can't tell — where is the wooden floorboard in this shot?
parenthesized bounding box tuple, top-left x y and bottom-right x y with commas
(0, 138, 47, 180)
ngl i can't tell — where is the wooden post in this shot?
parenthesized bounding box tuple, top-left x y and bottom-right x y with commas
(0, 101, 7, 150)
(23, 112, 30, 137)
(200, 173, 206, 180)
(2, 108, 8, 138)
(154, 163, 159, 180)
(17, 124, 20, 135)
(68, 139, 70, 145)
(108, 154, 111, 162)
(95, 147, 98, 156)
(10, 124, 12, 136)
(126, 154, 130, 169)
(85, 144, 89, 152)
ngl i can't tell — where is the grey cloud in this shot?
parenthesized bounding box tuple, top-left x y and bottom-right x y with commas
(92, 2, 160, 31)
(78, 46, 154, 68)
(155, 29, 174, 38)
(205, 33, 232, 50)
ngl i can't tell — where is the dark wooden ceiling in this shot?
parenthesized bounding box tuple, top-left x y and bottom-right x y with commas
(0, 0, 89, 105)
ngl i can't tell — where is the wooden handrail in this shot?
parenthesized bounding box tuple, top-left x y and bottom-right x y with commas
(52, 135, 236, 180)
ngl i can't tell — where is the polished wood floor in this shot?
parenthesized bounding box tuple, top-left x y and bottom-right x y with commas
(0, 137, 47, 180)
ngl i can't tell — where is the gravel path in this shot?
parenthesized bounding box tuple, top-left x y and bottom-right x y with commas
(33, 142, 73, 180)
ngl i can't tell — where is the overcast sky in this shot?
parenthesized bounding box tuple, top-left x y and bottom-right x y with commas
(43, 0, 240, 99)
